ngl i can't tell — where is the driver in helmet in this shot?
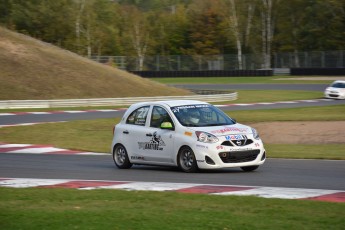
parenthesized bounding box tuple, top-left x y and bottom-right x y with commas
(186, 110, 200, 125)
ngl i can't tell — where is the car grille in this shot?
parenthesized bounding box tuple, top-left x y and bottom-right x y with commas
(221, 139, 253, 147)
(329, 94, 339, 97)
(221, 141, 234, 146)
(219, 150, 260, 163)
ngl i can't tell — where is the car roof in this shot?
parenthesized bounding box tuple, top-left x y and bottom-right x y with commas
(159, 100, 209, 107)
(130, 100, 209, 108)
(332, 80, 345, 84)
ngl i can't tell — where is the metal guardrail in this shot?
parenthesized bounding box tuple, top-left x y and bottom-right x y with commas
(0, 93, 237, 109)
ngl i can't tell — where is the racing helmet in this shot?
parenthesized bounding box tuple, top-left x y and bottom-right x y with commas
(187, 110, 200, 124)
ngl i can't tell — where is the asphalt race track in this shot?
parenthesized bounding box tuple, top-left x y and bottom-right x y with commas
(0, 154, 344, 191)
(1, 83, 345, 192)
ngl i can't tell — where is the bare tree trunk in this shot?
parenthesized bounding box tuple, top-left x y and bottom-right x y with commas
(261, 0, 276, 69)
(86, 26, 91, 58)
(75, 0, 85, 54)
(294, 49, 300, 67)
(266, 0, 272, 69)
(245, 3, 255, 48)
(291, 13, 300, 68)
(228, 0, 243, 70)
(131, 23, 148, 71)
(261, 10, 267, 69)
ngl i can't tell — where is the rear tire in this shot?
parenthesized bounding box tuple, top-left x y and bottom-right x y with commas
(241, 165, 259, 172)
(177, 146, 198, 173)
(113, 144, 132, 169)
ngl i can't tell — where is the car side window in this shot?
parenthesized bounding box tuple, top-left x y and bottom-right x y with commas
(126, 106, 150, 126)
(150, 106, 173, 128)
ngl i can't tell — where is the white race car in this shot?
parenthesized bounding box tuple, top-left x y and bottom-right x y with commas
(111, 100, 266, 172)
(324, 80, 345, 99)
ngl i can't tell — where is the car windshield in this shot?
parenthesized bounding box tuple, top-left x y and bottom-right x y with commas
(331, 82, 345, 88)
(170, 104, 235, 127)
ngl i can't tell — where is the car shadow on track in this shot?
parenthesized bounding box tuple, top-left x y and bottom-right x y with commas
(128, 165, 249, 174)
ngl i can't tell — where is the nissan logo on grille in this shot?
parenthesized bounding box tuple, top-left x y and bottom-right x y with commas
(236, 140, 243, 146)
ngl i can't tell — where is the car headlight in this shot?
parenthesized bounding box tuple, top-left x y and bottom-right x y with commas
(251, 128, 260, 140)
(195, 131, 219, 143)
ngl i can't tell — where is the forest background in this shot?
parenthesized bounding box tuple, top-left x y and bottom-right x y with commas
(0, 0, 344, 69)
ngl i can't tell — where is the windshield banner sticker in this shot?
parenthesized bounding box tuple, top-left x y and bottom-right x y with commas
(171, 104, 210, 113)
(138, 132, 166, 151)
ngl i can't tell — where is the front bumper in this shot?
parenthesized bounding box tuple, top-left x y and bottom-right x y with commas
(324, 92, 345, 99)
(193, 139, 266, 169)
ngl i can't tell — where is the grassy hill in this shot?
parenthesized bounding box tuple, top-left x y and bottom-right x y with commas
(0, 27, 192, 100)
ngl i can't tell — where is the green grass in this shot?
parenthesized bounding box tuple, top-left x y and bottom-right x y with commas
(1, 188, 344, 230)
(0, 105, 344, 159)
(152, 76, 334, 84)
(0, 118, 118, 153)
(266, 144, 345, 160)
(227, 105, 345, 123)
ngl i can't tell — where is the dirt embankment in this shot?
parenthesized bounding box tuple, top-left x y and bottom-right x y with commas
(251, 121, 345, 144)
(0, 26, 191, 100)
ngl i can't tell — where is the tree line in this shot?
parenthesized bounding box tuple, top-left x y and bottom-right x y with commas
(1, 0, 344, 69)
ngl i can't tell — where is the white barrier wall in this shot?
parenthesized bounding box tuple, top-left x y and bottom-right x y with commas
(0, 93, 237, 109)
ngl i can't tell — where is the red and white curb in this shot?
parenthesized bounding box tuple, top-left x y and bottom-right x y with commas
(0, 143, 107, 155)
(0, 178, 344, 203)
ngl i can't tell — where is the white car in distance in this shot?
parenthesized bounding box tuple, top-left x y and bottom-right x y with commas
(324, 80, 345, 99)
(111, 100, 266, 172)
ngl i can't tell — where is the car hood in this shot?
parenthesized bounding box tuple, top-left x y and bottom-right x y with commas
(187, 123, 252, 136)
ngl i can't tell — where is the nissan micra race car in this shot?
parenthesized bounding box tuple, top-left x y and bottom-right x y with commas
(111, 100, 266, 172)
(324, 80, 345, 99)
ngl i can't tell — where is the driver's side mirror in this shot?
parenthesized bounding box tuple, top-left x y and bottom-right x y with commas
(232, 118, 237, 124)
(160, 122, 174, 130)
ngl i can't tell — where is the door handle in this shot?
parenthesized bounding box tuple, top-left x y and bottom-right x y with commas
(123, 131, 129, 134)
(146, 133, 152, 137)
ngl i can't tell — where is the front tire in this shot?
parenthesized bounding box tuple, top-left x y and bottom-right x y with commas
(241, 165, 259, 172)
(178, 146, 198, 173)
(113, 144, 132, 169)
